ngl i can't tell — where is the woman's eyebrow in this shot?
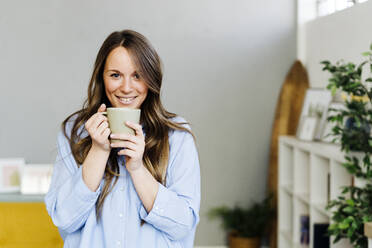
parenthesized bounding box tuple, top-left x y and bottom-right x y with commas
(107, 69, 122, 73)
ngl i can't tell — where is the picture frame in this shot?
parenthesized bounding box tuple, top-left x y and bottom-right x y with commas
(21, 164, 53, 195)
(0, 158, 25, 193)
(320, 102, 347, 143)
(296, 88, 332, 140)
(297, 116, 319, 141)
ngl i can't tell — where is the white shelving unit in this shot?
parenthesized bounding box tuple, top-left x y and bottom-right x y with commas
(278, 135, 353, 248)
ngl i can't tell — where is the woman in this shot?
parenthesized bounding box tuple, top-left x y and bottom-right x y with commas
(45, 29, 201, 248)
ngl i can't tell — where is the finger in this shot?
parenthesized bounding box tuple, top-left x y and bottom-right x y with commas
(97, 121, 109, 135)
(86, 112, 106, 130)
(91, 114, 107, 131)
(110, 133, 141, 145)
(102, 127, 111, 139)
(97, 103, 106, 112)
(125, 121, 144, 137)
(110, 133, 131, 141)
(118, 148, 135, 157)
(111, 141, 137, 151)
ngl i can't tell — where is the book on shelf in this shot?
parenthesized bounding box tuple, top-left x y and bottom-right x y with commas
(300, 215, 310, 245)
(313, 223, 330, 248)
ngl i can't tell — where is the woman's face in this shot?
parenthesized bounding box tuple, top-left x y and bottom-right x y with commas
(103, 46, 148, 109)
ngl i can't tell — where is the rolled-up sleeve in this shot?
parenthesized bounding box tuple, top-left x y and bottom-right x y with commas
(139, 131, 201, 241)
(45, 130, 102, 235)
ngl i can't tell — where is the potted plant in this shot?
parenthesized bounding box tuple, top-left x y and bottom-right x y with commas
(207, 196, 274, 248)
(321, 43, 372, 248)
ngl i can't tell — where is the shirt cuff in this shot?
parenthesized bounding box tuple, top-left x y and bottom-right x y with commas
(139, 182, 169, 222)
(73, 166, 102, 202)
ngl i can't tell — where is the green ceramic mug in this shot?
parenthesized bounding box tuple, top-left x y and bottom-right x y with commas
(102, 107, 141, 142)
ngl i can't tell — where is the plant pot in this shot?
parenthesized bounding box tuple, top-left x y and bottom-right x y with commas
(228, 232, 260, 248)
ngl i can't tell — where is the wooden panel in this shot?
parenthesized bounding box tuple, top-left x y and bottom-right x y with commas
(269, 60, 309, 248)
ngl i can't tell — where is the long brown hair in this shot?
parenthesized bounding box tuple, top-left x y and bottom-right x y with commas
(61, 30, 194, 221)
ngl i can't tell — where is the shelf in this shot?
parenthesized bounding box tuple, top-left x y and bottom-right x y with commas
(279, 136, 345, 163)
(0, 193, 45, 202)
(280, 229, 292, 243)
(294, 243, 309, 248)
(312, 202, 330, 218)
(281, 184, 293, 195)
(278, 135, 353, 248)
(295, 193, 310, 205)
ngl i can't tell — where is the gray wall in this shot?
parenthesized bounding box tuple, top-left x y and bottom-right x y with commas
(0, 0, 296, 245)
(301, 0, 372, 88)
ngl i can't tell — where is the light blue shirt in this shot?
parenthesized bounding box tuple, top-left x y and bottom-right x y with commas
(45, 115, 201, 248)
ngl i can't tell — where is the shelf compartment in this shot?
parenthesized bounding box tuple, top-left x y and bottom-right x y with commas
(279, 143, 294, 187)
(292, 198, 310, 245)
(309, 208, 330, 248)
(295, 193, 310, 205)
(279, 187, 293, 233)
(310, 154, 330, 206)
(330, 160, 352, 200)
(311, 202, 330, 218)
(293, 148, 310, 197)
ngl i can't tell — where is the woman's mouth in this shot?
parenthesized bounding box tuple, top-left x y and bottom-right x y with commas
(117, 96, 137, 105)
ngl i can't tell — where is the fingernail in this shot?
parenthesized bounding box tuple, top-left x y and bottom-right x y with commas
(110, 134, 115, 138)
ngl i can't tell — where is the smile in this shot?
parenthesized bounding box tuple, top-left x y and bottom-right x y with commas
(117, 96, 137, 105)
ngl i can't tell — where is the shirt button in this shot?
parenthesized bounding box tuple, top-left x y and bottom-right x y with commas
(155, 206, 159, 210)
(116, 240, 121, 246)
(119, 213, 123, 218)
(120, 187, 124, 191)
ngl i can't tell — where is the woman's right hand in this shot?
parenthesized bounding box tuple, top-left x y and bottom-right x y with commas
(85, 103, 111, 152)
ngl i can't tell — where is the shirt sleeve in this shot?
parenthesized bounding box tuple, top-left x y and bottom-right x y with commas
(138, 131, 201, 241)
(45, 129, 102, 234)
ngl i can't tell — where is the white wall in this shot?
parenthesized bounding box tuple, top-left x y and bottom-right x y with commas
(300, 0, 372, 87)
(0, 0, 296, 245)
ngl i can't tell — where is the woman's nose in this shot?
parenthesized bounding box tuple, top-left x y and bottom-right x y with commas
(119, 78, 132, 92)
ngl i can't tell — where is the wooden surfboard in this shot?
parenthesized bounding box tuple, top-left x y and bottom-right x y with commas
(268, 60, 309, 248)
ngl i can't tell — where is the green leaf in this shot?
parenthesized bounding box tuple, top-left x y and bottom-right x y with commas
(343, 206, 354, 214)
(331, 85, 337, 96)
(346, 199, 355, 206)
(329, 223, 338, 231)
(363, 216, 370, 223)
(362, 51, 372, 57)
(339, 222, 349, 229)
(370, 43, 372, 51)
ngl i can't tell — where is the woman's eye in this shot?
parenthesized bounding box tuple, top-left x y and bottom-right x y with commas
(133, 73, 140, 80)
(110, 73, 120, 78)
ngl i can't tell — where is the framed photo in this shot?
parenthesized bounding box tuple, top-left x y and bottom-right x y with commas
(0, 158, 25, 193)
(320, 102, 347, 143)
(297, 116, 319, 141)
(21, 164, 53, 195)
(296, 88, 332, 139)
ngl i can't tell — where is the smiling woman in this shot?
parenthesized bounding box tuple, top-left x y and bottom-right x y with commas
(44, 30, 201, 248)
(103, 46, 148, 108)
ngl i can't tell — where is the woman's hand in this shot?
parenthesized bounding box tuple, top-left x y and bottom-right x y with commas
(85, 103, 111, 152)
(110, 121, 145, 172)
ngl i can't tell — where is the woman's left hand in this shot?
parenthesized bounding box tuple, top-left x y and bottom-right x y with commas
(110, 121, 145, 172)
